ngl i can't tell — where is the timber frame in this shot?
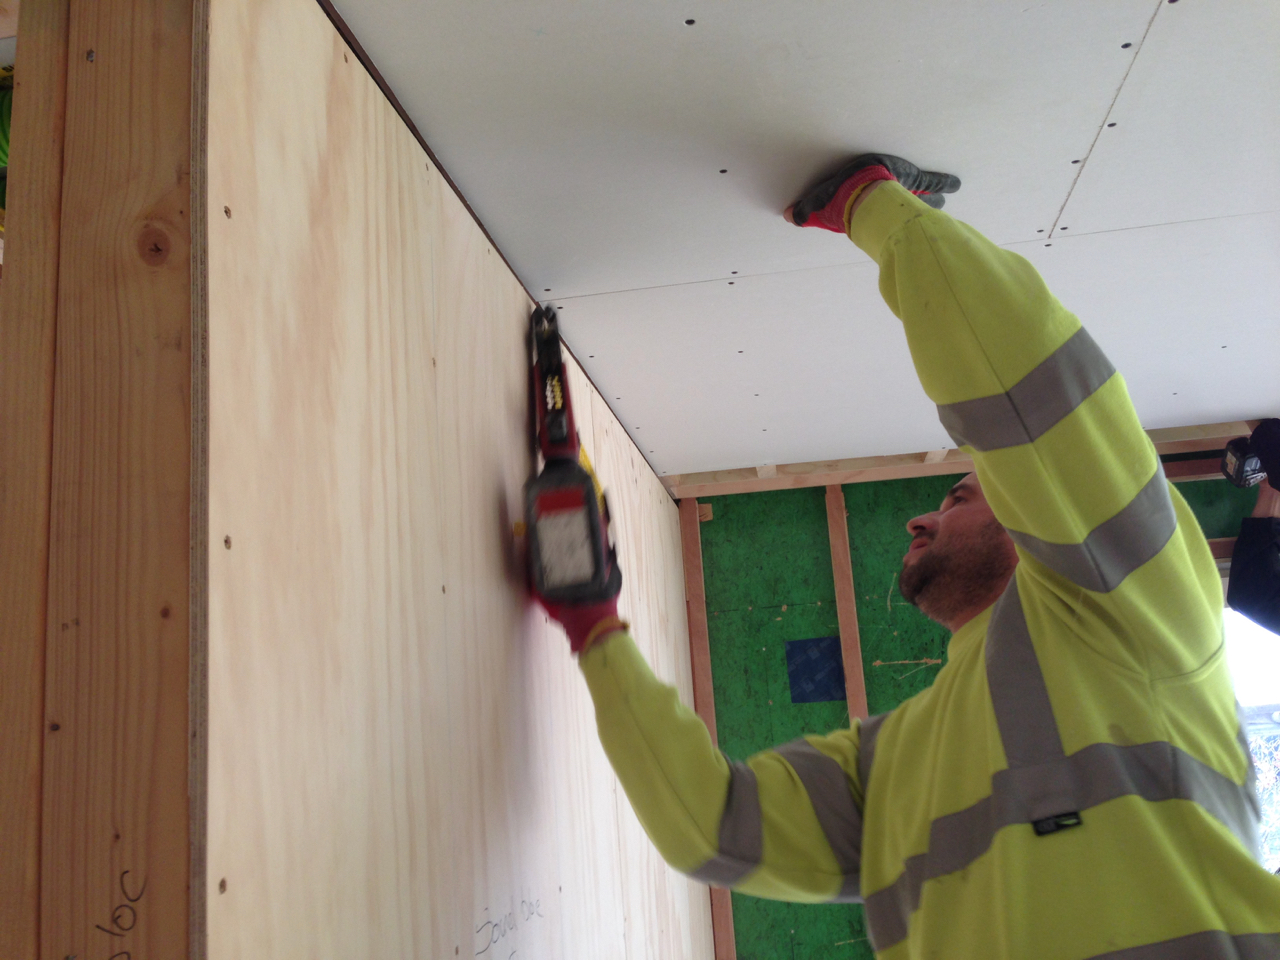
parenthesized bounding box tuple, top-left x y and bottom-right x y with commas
(666, 420, 1258, 499)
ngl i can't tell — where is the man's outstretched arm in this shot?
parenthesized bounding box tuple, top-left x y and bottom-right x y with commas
(578, 629, 869, 904)
(846, 180, 1222, 673)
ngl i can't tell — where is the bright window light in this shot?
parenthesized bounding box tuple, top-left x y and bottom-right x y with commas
(1224, 608, 1280, 707)
(1223, 607, 1280, 873)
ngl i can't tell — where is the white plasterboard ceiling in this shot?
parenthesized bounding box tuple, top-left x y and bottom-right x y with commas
(331, 0, 1280, 477)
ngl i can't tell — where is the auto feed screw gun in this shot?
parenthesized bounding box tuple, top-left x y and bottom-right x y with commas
(524, 305, 622, 603)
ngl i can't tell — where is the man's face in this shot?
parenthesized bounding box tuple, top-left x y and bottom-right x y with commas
(899, 473, 1019, 629)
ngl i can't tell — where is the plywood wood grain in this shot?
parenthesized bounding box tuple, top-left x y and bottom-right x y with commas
(584, 376, 712, 960)
(205, 0, 712, 956)
(37, 2, 195, 959)
(0, 2, 67, 955)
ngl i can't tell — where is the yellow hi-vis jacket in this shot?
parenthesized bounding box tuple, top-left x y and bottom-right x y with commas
(578, 182, 1280, 959)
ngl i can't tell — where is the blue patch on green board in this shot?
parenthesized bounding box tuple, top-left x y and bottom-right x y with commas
(786, 636, 847, 703)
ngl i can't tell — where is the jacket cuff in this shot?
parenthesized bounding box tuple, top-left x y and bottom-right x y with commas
(847, 180, 935, 262)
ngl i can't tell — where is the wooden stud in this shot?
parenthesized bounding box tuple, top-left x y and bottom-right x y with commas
(678, 497, 736, 960)
(698, 502, 714, 522)
(680, 499, 718, 745)
(1162, 456, 1225, 483)
(1146, 420, 1258, 456)
(667, 448, 971, 498)
(709, 890, 737, 960)
(0, 1, 70, 955)
(1208, 537, 1237, 561)
(664, 421, 1258, 499)
(38, 3, 197, 959)
(825, 486, 869, 722)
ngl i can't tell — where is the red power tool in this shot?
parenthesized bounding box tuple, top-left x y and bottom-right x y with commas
(524, 306, 621, 603)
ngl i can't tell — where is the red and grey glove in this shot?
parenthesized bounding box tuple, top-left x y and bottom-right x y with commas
(536, 553, 627, 655)
(538, 593, 628, 655)
(785, 153, 961, 232)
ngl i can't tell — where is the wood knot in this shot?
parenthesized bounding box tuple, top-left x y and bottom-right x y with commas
(138, 225, 171, 266)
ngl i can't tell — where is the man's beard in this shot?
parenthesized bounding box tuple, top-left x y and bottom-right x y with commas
(899, 518, 1015, 626)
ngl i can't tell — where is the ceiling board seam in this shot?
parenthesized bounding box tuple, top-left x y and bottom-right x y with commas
(1004, 208, 1280, 247)
(552, 205, 1280, 304)
(1047, 0, 1165, 236)
(546, 258, 881, 305)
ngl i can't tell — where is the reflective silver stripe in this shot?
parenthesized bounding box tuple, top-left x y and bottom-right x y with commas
(1006, 466, 1177, 593)
(865, 739, 1266, 951)
(867, 578, 1262, 953)
(859, 712, 888, 792)
(689, 758, 762, 887)
(775, 739, 863, 902)
(1085, 930, 1280, 959)
(936, 326, 1116, 452)
(1237, 702, 1262, 824)
(986, 579, 1065, 766)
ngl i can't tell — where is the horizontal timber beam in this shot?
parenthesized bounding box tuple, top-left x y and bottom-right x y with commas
(665, 420, 1259, 500)
(1208, 538, 1237, 561)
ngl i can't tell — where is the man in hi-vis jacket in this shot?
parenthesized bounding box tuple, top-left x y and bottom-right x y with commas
(538, 155, 1280, 959)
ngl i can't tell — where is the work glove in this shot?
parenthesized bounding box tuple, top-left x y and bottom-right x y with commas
(786, 153, 961, 231)
(537, 557, 626, 655)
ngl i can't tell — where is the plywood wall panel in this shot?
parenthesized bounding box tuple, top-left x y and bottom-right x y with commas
(206, 4, 451, 956)
(206, 0, 711, 957)
(586, 381, 714, 959)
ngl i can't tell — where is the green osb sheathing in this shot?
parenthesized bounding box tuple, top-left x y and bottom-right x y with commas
(697, 472, 1254, 959)
(700, 487, 868, 959)
(1177, 477, 1258, 539)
